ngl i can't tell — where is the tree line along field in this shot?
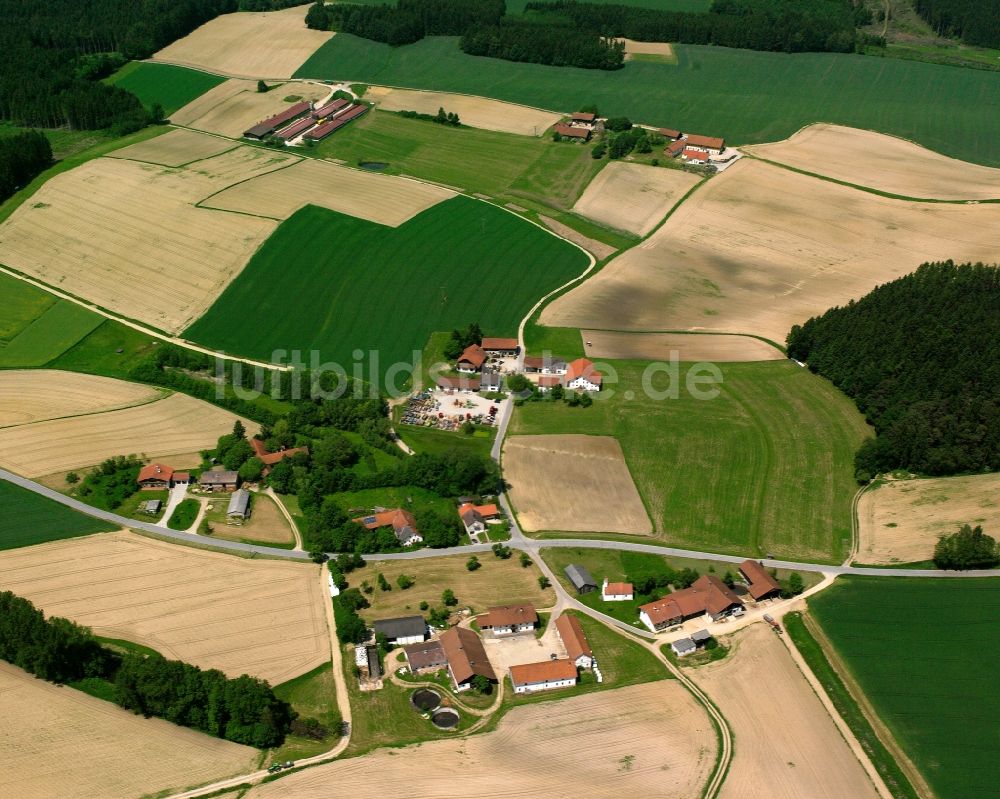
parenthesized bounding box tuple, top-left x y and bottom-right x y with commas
(185, 197, 590, 383)
(807, 577, 1000, 799)
(510, 360, 870, 562)
(296, 36, 1000, 167)
(0, 480, 113, 551)
(106, 62, 226, 116)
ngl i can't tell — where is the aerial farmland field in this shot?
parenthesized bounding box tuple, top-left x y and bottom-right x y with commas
(0, 479, 113, 551)
(808, 577, 1000, 799)
(296, 37, 1000, 166)
(511, 360, 870, 562)
(0, 300, 104, 368)
(186, 197, 590, 382)
(106, 62, 226, 115)
(0, 370, 162, 426)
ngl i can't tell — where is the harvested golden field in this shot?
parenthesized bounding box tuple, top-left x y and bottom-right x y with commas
(504, 435, 652, 534)
(349, 553, 555, 620)
(0, 391, 258, 477)
(172, 79, 329, 138)
(0, 150, 295, 332)
(744, 123, 1000, 201)
(857, 474, 1000, 564)
(620, 39, 675, 61)
(581, 329, 784, 362)
(572, 161, 700, 236)
(248, 681, 715, 799)
(0, 662, 258, 799)
(108, 127, 234, 166)
(0, 531, 328, 684)
(151, 7, 333, 79)
(542, 158, 1000, 344)
(202, 157, 454, 225)
(208, 492, 294, 546)
(694, 624, 881, 799)
(367, 86, 562, 137)
(0, 370, 163, 427)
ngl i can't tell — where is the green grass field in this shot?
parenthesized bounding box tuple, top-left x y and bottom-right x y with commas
(0, 299, 104, 368)
(296, 37, 1000, 166)
(808, 577, 1000, 799)
(0, 273, 55, 343)
(185, 197, 589, 384)
(45, 319, 162, 379)
(0, 480, 114, 550)
(107, 62, 226, 115)
(271, 662, 343, 762)
(166, 498, 200, 531)
(511, 360, 870, 562)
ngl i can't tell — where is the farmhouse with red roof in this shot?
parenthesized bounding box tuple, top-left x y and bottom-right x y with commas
(509, 659, 578, 694)
(739, 559, 782, 601)
(564, 358, 603, 391)
(353, 508, 422, 546)
(602, 578, 634, 602)
(137, 463, 174, 489)
(456, 344, 486, 373)
(639, 576, 744, 632)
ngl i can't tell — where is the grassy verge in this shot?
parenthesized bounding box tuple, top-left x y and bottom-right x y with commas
(166, 498, 200, 531)
(784, 611, 919, 799)
(270, 662, 343, 763)
(107, 62, 226, 115)
(115, 489, 169, 523)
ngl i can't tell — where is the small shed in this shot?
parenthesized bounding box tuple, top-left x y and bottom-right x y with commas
(671, 638, 697, 657)
(227, 489, 251, 521)
(366, 645, 383, 680)
(142, 499, 162, 515)
(564, 564, 597, 594)
(691, 629, 712, 647)
(199, 470, 238, 492)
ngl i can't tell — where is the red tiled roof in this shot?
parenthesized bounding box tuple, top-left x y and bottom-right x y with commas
(478, 604, 538, 629)
(437, 375, 480, 391)
(564, 358, 603, 386)
(660, 127, 681, 139)
(603, 581, 633, 597)
(685, 133, 724, 150)
(640, 576, 742, 624)
(353, 508, 417, 534)
(440, 626, 496, 684)
(682, 148, 709, 162)
(137, 463, 173, 483)
(538, 375, 562, 387)
(259, 446, 308, 466)
(458, 502, 498, 518)
(314, 98, 349, 118)
(739, 559, 782, 600)
(554, 124, 590, 139)
(555, 615, 592, 662)
(403, 640, 447, 671)
(458, 344, 486, 369)
(666, 139, 686, 156)
(274, 116, 315, 140)
(571, 112, 596, 122)
(509, 659, 577, 686)
(481, 337, 518, 351)
(172, 471, 190, 483)
(250, 439, 268, 458)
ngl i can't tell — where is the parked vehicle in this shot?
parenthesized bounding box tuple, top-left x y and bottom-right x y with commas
(763, 614, 782, 634)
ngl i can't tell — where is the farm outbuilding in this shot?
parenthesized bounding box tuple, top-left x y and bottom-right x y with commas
(509, 659, 578, 694)
(555, 614, 594, 670)
(353, 508, 422, 546)
(564, 564, 597, 594)
(671, 638, 697, 657)
(478, 604, 539, 636)
(137, 463, 174, 489)
(439, 625, 496, 691)
(403, 640, 447, 673)
(142, 499, 162, 515)
(243, 101, 312, 140)
(457, 344, 486, 373)
(639, 576, 743, 632)
(602, 578, 634, 601)
(373, 615, 427, 646)
(199, 470, 239, 492)
(481, 337, 519, 356)
(226, 489, 251, 521)
(739, 560, 782, 601)
(554, 123, 591, 141)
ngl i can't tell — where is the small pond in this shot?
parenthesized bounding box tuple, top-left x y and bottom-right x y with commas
(359, 161, 389, 171)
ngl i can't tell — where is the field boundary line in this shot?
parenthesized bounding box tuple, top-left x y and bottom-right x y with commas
(847, 478, 876, 566)
(0, 385, 172, 430)
(577, 326, 786, 354)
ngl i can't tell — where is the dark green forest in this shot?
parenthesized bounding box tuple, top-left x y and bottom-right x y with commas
(0, 591, 293, 747)
(915, 0, 1000, 49)
(0, 130, 52, 203)
(787, 261, 1000, 477)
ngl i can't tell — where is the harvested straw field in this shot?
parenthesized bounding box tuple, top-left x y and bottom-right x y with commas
(171, 79, 329, 138)
(581, 330, 783, 362)
(572, 162, 700, 236)
(0, 150, 292, 332)
(857, 473, 1000, 565)
(0, 391, 258, 478)
(744, 123, 1000, 201)
(542, 158, 1000, 344)
(349, 553, 555, 620)
(108, 127, 233, 167)
(620, 38, 676, 61)
(0, 370, 162, 427)
(0, 531, 328, 684)
(0, 662, 258, 799)
(693, 624, 880, 799)
(367, 86, 562, 137)
(247, 680, 714, 799)
(151, 7, 333, 79)
(504, 435, 652, 534)
(202, 157, 454, 225)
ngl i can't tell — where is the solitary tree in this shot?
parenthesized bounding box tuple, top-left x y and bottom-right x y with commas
(65, 471, 80, 485)
(377, 572, 391, 591)
(466, 556, 481, 572)
(256, 80, 268, 93)
(519, 552, 531, 568)
(538, 576, 550, 589)
(470, 674, 493, 695)
(397, 574, 414, 590)
(232, 420, 247, 440)
(442, 588, 458, 606)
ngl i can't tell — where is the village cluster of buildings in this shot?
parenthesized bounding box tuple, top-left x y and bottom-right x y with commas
(243, 98, 369, 144)
(564, 559, 783, 646)
(349, 499, 503, 548)
(660, 129, 733, 165)
(552, 111, 599, 141)
(370, 602, 597, 696)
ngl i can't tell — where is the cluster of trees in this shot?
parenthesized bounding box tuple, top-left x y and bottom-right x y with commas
(0, 592, 292, 747)
(310, 0, 504, 44)
(934, 524, 999, 570)
(787, 261, 1000, 477)
(0, 130, 52, 203)
(914, 0, 1000, 49)
(74, 455, 144, 510)
(397, 107, 461, 126)
(461, 22, 625, 69)
(0, 0, 236, 130)
(509, 374, 594, 408)
(526, 0, 865, 53)
(443, 322, 483, 360)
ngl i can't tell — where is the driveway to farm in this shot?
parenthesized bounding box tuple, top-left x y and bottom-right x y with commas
(158, 483, 189, 529)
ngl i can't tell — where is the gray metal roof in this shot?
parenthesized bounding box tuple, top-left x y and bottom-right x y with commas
(227, 489, 250, 516)
(671, 637, 696, 654)
(366, 645, 382, 679)
(691, 629, 712, 643)
(564, 563, 596, 591)
(143, 499, 162, 513)
(373, 615, 426, 640)
(200, 470, 238, 484)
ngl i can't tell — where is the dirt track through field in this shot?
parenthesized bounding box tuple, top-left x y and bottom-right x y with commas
(0, 370, 163, 427)
(0, 392, 258, 477)
(744, 123, 1000, 200)
(572, 162, 700, 236)
(151, 7, 333, 79)
(202, 157, 454, 226)
(693, 624, 881, 799)
(0, 531, 327, 684)
(504, 435, 652, 534)
(172, 79, 329, 138)
(581, 330, 784, 362)
(108, 128, 235, 166)
(246, 680, 714, 799)
(858, 474, 1000, 564)
(0, 662, 258, 799)
(542, 158, 1000, 344)
(0, 150, 294, 332)
(367, 86, 562, 136)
